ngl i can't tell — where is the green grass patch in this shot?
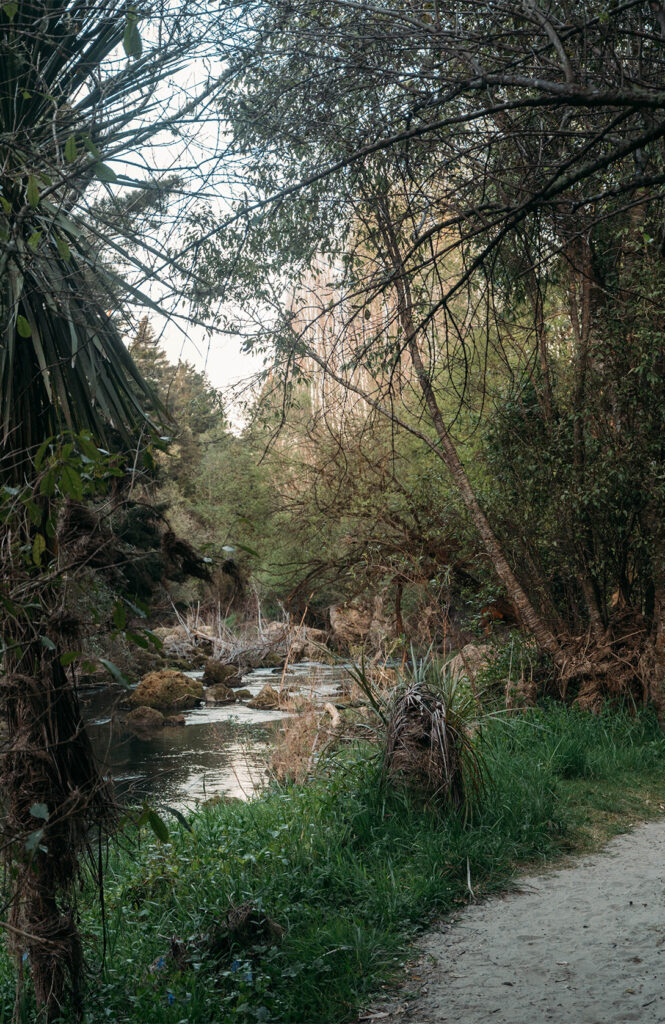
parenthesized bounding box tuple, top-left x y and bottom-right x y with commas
(1, 704, 665, 1023)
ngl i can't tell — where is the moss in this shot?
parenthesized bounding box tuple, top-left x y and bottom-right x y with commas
(129, 670, 203, 710)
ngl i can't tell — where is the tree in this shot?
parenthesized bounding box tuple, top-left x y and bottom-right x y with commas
(129, 317, 171, 397)
(200, 1, 665, 704)
(0, 3, 221, 1017)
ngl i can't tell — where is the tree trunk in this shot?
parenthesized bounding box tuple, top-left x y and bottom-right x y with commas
(374, 202, 565, 664)
(2, 640, 113, 1021)
(568, 242, 607, 640)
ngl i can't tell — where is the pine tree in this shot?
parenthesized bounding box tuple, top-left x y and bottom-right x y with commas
(128, 317, 171, 397)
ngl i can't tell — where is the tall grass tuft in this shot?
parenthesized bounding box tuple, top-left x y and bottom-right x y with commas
(384, 681, 485, 814)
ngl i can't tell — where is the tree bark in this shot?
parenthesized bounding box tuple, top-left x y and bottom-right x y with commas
(2, 638, 112, 1022)
(567, 241, 607, 641)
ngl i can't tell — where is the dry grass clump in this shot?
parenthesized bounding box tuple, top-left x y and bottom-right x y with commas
(270, 707, 345, 784)
(271, 713, 323, 784)
(383, 682, 485, 814)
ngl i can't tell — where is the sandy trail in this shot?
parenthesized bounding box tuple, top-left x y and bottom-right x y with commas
(363, 819, 665, 1024)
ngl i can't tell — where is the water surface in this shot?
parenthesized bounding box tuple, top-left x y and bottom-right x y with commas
(82, 662, 350, 808)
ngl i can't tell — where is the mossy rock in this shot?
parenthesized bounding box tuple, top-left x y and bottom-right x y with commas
(130, 670, 203, 711)
(203, 659, 242, 686)
(126, 706, 165, 734)
(234, 688, 252, 701)
(204, 684, 236, 705)
(260, 652, 284, 669)
(163, 713, 186, 727)
(247, 684, 280, 710)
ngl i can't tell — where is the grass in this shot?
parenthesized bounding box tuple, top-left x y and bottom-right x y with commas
(1, 703, 665, 1023)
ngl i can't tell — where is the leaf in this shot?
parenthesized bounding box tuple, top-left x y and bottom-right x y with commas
(235, 542, 260, 558)
(32, 534, 46, 566)
(56, 236, 71, 262)
(26, 175, 40, 208)
(0, 195, 10, 214)
(59, 650, 80, 667)
(39, 468, 56, 497)
(39, 635, 56, 651)
(165, 806, 193, 833)
(60, 464, 83, 501)
(112, 601, 126, 630)
(126, 631, 149, 649)
(99, 658, 130, 687)
(24, 828, 44, 853)
(29, 803, 49, 821)
(34, 439, 51, 470)
(123, 7, 143, 58)
(142, 628, 163, 650)
(64, 136, 78, 163)
(147, 810, 169, 843)
(28, 229, 42, 251)
(124, 598, 148, 619)
(0, 595, 19, 616)
(93, 162, 118, 184)
(78, 435, 100, 461)
(2, 2, 17, 21)
(16, 315, 31, 338)
(24, 499, 42, 526)
(83, 136, 102, 159)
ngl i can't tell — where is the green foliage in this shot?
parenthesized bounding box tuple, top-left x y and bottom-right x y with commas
(2, 706, 662, 1022)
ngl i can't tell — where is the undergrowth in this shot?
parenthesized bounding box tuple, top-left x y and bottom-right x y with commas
(1, 704, 664, 1023)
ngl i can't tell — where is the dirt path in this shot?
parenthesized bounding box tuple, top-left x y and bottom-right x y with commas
(363, 820, 665, 1024)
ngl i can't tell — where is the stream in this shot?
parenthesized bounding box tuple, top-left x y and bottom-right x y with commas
(82, 662, 351, 809)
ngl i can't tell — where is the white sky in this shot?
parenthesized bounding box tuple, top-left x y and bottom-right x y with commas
(157, 317, 267, 393)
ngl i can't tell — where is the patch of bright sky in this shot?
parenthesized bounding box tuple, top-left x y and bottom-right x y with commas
(102, 16, 274, 405)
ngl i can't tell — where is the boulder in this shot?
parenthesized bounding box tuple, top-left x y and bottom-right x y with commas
(247, 684, 280, 710)
(260, 651, 284, 669)
(203, 659, 242, 687)
(129, 670, 203, 711)
(163, 713, 186, 727)
(204, 684, 236, 706)
(329, 597, 391, 650)
(234, 688, 252, 701)
(126, 706, 165, 734)
(447, 643, 492, 682)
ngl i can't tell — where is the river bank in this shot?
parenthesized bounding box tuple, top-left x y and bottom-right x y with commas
(2, 703, 664, 1023)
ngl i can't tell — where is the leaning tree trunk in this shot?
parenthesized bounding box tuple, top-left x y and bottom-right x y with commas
(375, 203, 566, 666)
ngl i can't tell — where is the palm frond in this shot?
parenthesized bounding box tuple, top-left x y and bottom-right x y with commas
(0, 2, 204, 478)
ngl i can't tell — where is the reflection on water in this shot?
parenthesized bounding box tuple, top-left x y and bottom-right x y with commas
(81, 662, 351, 809)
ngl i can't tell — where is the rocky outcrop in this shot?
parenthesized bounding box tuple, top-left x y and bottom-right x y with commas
(129, 670, 203, 711)
(329, 596, 392, 651)
(203, 659, 242, 687)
